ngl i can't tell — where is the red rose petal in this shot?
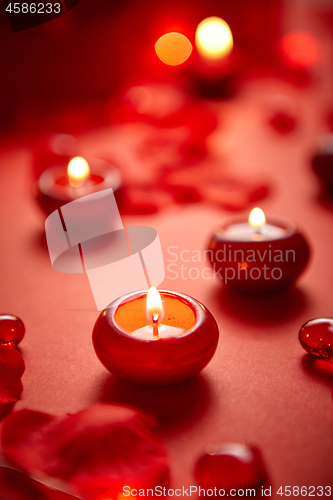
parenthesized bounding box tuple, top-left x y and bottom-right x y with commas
(2, 404, 169, 500)
(0, 346, 25, 419)
(121, 186, 171, 215)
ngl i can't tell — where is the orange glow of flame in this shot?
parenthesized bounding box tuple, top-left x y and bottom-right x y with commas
(195, 17, 233, 60)
(281, 30, 321, 68)
(146, 287, 164, 324)
(155, 32, 193, 66)
(96, 490, 137, 500)
(67, 157, 90, 187)
(249, 207, 266, 231)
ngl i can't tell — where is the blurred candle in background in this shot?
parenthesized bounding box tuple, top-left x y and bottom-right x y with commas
(190, 16, 236, 98)
(67, 157, 90, 187)
(195, 16, 233, 62)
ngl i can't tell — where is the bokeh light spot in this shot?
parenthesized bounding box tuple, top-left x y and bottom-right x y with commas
(155, 32, 193, 66)
(281, 30, 321, 68)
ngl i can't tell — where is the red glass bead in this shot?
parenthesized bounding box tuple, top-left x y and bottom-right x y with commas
(194, 443, 270, 496)
(299, 318, 333, 362)
(0, 315, 25, 347)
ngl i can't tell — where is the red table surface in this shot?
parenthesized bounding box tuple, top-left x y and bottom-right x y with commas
(1, 73, 333, 497)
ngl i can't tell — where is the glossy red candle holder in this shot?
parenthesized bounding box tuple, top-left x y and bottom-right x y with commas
(34, 158, 122, 216)
(188, 53, 238, 99)
(207, 215, 311, 293)
(92, 290, 219, 386)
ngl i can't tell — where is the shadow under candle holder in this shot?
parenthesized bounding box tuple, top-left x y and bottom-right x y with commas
(95, 372, 213, 435)
(315, 188, 333, 213)
(210, 285, 308, 327)
(29, 229, 49, 255)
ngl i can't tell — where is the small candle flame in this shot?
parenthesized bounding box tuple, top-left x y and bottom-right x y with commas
(67, 157, 90, 187)
(146, 287, 164, 324)
(249, 207, 266, 231)
(195, 17, 233, 61)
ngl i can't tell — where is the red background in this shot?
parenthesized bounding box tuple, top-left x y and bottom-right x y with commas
(1, 0, 333, 497)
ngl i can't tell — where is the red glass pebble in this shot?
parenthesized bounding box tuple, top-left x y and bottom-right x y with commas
(299, 318, 333, 362)
(0, 315, 25, 347)
(0, 346, 25, 419)
(194, 443, 270, 496)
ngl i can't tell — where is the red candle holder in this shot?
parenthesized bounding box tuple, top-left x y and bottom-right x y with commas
(188, 53, 238, 99)
(207, 211, 311, 294)
(187, 16, 238, 99)
(34, 157, 122, 216)
(92, 290, 219, 386)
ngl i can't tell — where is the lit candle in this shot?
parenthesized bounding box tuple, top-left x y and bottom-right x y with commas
(131, 287, 185, 340)
(93, 288, 219, 385)
(67, 156, 90, 187)
(195, 17, 233, 63)
(221, 207, 285, 241)
(207, 208, 311, 293)
(35, 156, 122, 215)
(191, 16, 236, 98)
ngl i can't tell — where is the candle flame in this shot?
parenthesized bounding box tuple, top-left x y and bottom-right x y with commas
(249, 207, 266, 231)
(67, 157, 90, 187)
(195, 17, 233, 61)
(146, 287, 164, 324)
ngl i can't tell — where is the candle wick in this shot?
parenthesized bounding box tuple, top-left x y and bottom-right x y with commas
(152, 314, 159, 340)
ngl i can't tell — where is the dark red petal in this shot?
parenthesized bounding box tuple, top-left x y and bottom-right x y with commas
(0, 466, 46, 500)
(0, 466, 80, 500)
